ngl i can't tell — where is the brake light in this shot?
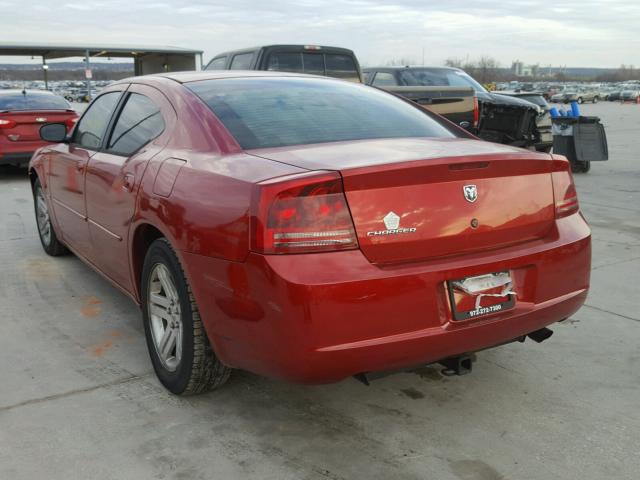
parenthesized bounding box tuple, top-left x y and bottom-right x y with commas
(551, 156, 579, 218)
(0, 119, 17, 129)
(64, 117, 78, 131)
(473, 96, 479, 128)
(251, 171, 358, 254)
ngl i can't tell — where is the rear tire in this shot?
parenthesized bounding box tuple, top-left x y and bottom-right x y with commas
(141, 238, 231, 395)
(33, 178, 68, 256)
(577, 97, 584, 104)
(571, 161, 591, 173)
(593, 96, 599, 103)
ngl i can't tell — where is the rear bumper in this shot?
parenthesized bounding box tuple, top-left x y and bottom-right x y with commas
(0, 152, 33, 165)
(183, 213, 591, 383)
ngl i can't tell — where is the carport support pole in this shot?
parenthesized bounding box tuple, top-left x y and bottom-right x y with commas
(42, 56, 48, 90)
(85, 49, 91, 101)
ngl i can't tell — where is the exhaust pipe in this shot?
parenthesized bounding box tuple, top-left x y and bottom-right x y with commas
(527, 327, 554, 343)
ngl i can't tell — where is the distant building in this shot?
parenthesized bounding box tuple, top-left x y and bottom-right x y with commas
(511, 61, 541, 77)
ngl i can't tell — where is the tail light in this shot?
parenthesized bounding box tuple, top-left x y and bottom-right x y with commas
(64, 117, 79, 131)
(251, 171, 358, 254)
(551, 155, 579, 218)
(0, 119, 17, 129)
(473, 96, 480, 129)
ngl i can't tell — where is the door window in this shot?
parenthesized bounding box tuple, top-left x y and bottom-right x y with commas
(107, 93, 165, 156)
(207, 56, 227, 70)
(74, 92, 121, 150)
(229, 53, 254, 70)
(372, 72, 398, 87)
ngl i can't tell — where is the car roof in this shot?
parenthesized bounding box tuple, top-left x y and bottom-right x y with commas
(210, 44, 356, 59)
(117, 70, 334, 85)
(363, 66, 461, 72)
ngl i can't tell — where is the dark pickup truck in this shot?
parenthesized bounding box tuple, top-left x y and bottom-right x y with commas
(364, 66, 541, 149)
(205, 44, 362, 82)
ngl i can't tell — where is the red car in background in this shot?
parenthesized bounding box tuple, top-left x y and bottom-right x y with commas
(29, 72, 591, 395)
(0, 89, 77, 166)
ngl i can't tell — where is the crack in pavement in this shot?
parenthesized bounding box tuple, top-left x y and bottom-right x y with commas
(0, 373, 152, 414)
(592, 255, 640, 270)
(583, 304, 640, 323)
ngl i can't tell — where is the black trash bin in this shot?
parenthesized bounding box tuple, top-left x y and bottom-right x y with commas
(552, 116, 608, 173)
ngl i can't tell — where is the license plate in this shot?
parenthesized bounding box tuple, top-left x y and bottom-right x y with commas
(448, 271, 516, 320)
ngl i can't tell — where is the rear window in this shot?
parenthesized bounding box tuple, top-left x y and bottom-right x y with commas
(266, 52, 360, 81)
(399, 68, 487, 93)
(187, 77, 455, 150)
(0, 92, 70, 111)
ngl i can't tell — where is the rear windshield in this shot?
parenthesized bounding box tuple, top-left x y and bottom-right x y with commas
(266, 52, 360, 81)
(0, 92, 70, 111)
(399, 68, 487, 94)
(187, 77, 456, 150)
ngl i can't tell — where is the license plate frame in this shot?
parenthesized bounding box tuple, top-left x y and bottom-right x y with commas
(447, 272, 516, 321)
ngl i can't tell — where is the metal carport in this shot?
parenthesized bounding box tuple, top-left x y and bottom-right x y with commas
(0, 42, 204, 98)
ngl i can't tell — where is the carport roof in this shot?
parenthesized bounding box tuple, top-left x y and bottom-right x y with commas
(0, 42, 203, 59)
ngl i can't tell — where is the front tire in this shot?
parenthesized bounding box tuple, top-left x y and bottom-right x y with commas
(577, 97, 584, 104)
(33, 178, 67, 256)
(141, 238, 231, 395)
(593, 96, 599, 103)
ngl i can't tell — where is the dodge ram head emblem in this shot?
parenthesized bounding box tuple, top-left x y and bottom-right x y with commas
(463, 184, 478, 203)
(383, 211, 400, 230)
(367, 211, 417, 237)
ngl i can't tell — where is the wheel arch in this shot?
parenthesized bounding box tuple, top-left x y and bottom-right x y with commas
(130, 222, 168, 302)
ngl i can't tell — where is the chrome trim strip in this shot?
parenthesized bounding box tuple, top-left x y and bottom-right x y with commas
(52, 197, 86, 220)
(88, 219, 122, 241)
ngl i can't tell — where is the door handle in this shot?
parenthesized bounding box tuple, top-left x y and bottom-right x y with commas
(122, 173, 135, 192)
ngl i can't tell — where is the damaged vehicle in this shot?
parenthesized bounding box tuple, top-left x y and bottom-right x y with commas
(363, 66, 541, 149)
(494, 91, 553, 152)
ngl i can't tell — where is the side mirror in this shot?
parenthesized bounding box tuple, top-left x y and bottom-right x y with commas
(40, 123, 68, 143)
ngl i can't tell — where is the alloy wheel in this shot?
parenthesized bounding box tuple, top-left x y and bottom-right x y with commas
(148, 263, 183, 372)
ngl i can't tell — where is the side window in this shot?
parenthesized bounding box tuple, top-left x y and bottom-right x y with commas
(207, 57, 227, 70)
(267, 53, 303, 72)
(372, 72, 398, 87)
(362, 71, 372, 83)
(107, 93, 165, 156)
(325, 54, 359, 81)
(229, 53, 254, 70)
(74, 92, 121, 150)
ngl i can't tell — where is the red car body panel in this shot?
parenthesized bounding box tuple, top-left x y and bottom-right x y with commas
(29, 72, 591, 383)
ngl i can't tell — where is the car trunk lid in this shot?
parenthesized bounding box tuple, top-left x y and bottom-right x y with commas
(249, 137, 556, 264)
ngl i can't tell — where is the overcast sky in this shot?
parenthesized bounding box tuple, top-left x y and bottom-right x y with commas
(1, 0, 638, 67)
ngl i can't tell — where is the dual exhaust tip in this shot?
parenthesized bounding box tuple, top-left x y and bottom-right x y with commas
(353, 327, 554, 384)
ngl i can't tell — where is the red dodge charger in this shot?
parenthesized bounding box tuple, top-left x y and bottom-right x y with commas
(29, 72, 591, 395)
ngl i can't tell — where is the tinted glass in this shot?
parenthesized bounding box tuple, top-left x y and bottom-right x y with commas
(372, 72, 398, 87)
(74, 92, 120, 150)
(399, 68, 487, 93)
(229, 53, 253, 70)
(0, 92, 70, 111)
(302, 53, 324, 75)
(267, 53, 303, 72)
(207, 57, 227, 70)
(187, 77, 455, 150)
(325, 54, 359, 81)
(107, 93, 164, 155)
